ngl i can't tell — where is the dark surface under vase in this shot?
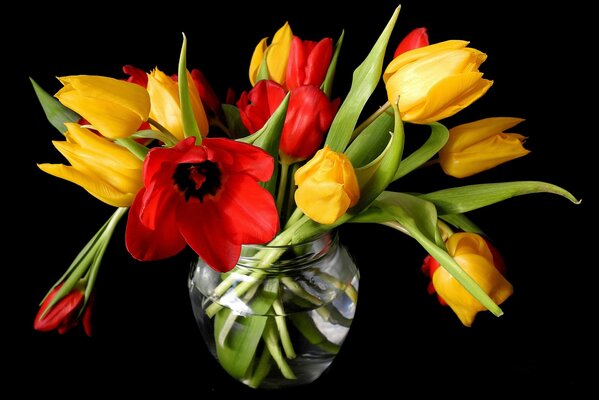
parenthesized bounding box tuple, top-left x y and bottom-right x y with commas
(189, 231, 359, 389)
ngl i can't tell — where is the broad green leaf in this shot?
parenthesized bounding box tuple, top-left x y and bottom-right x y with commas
(30, 78, 79, 134)
(351, 102, 404, 212)
(367, 192, 504, 317)
(324, 5, 401, 152)
(178, 34, 202, 141)
(221, 104, 250, 139)
(214, 278, 278, 380)
(345, 109, 394, 167)
(393, 122, 449, 181)
(321, 30, 344, 98)
(419, 181, 580, 215)
(440, 214, 484, 235)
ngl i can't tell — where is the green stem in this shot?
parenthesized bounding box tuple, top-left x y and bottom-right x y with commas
(209, 117, 232, 138)
(276, 162, 290, 218)
(205, 216, 311, 317)
(147, 118, 180, 146)
(350, 101, 391, 142)
(262, 318, 296, 379)
(273, 298, 296, 359)
(247, 346, 273, 389)
(284, 207, 304, 230)
(284, 163, 299, 223)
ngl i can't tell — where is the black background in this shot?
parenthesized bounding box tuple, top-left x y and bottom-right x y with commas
(6, 0, 594, 396)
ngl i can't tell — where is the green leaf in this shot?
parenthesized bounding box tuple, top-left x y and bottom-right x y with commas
(214, 278, 278, 380)
(30, 78, 79, 134)
(131, 129, 178, 147)
(324, 5, 401, 152)
(345, 109, 394, 168)
(115, 138, 149, 161)
(178, 33, 202, 141)
(351, 101, 404, 213)
(419, 181, 581, 215)
(393, 122, 449, 181)
(368, 191, 504, 317)
(321, 30, 344, 98)
(440, 213, 484, 235)
(221, 104, 250, 139)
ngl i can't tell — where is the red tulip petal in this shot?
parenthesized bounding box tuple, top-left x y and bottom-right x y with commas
(304, 38, 333, 87)
(286, 36, 306, 90)
(191, 69, 221, 116)
(125, 188, 186, 261)
(123, 65, 148, 87)
(34, 289, 84, 332)
(177, 198, 241, 272)
(204, 138, 274, 182)
(82, 295, 94, 337)
(393, 27, 429, 58)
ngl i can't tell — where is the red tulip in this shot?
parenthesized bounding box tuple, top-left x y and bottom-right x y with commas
(393, 27, 429, 58)
(279, 85, 340, 162)
(237, 80, 339, 163)
(237, 80, 287, 133)
(285, 36, 333, 90)
(125, 137, 279, 272)
(34, 285, 93, 336)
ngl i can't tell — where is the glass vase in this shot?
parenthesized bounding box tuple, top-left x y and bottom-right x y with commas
(188, 231, 359, 389)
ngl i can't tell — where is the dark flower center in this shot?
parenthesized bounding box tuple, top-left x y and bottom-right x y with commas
(173, 161, 222, 202)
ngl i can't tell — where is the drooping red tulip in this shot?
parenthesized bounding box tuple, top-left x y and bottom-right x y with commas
(285, 36, 333, 90)
(125, 137, 279, 272)
(34, 285, 93, 336)
(393, 27, 429, 58)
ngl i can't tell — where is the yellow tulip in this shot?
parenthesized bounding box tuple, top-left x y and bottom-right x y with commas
(249, 22, 293, 86)
(439, 117, 530, 178)
(294, 146, 360, 224)
(38, 123, 143, 207)
(146, 68, 209, 141)
(428, 233, 513, 327)
(383, 40, 493, 124)
(55, 75, 150, 139)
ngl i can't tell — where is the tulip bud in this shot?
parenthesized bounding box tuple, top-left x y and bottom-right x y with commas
(147, 68, 209, 140)
(55, 75, 150, 139)
(383, 40, 492, 124)
(38, 123, 143, 207)
(249, 22, 293, 86)
(294, 146, 360, 224)
(34, 285, 93, 336)
(286, 36, 333, 90)
(439, 117, 530, 178)
(422, 233, 513, 326)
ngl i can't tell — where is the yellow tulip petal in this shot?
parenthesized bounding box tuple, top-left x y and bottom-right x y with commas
(249, 37, 268, 86)
(404, 73, 492, 123)
(445, 117, 525, 151)
(383, 40, 469, 81)
(38, 163, 136, 207)
(147, 69, 208, 140)
(266, 22, 293, 85)
(58, 75, 150, 119)
(433, 253, 513, 327)
(295, 180, 351, 224)
(64, 123, 143, 169)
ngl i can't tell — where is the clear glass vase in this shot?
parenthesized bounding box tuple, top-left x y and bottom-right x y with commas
(188, 231, 359, 389)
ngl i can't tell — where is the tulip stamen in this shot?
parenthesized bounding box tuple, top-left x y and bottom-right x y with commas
(173, 161, 222, 202)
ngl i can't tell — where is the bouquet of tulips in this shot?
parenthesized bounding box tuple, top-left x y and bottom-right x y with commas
(31, 4, 577, 386)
